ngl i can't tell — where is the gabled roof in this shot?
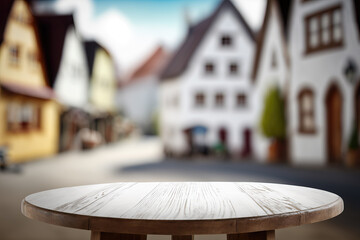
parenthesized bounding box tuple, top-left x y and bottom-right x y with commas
(160, 0, 255, 80)
(276, 0, 292, 39)
(35, 14, 75, 88)
(251, 0, 292, 81)
(120, 46, 170, 88)
(0, 0, 14, 44)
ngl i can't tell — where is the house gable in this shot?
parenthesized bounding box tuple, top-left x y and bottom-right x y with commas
(90, 47, 116, 112)
(54, 26, 89, 107)
(252, 0, 291, 82)
(187, 5, 256, 83)
(0, 0, 48, 88)
(160, 0, 255, 80)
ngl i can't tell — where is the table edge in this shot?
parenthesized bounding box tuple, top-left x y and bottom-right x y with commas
(21, 196, 344, 235)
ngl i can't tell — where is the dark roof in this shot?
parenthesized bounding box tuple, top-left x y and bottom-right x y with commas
(84, 40, 102, 77)
(354, 0, 360, 37)
(120, 46, 170, 88)
(276, 0, 292, 38)
(35, 14, 75, 88)
(0, 0, 14, 44)
(160, 0, 255, 80)
(251, 0, 292, 81)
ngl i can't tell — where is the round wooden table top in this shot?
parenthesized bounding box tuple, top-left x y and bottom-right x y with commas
(21, 182, 343, 235)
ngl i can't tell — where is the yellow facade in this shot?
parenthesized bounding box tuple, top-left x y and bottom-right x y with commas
(90, 48, 116, 112)
(0, 0, 59, 163)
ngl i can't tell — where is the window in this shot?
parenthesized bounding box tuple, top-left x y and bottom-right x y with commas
(7, 102, 41, 132)
(215, 93, 224, 108)
(229, 63, 238, 75)
(28, 51, 39, 69)
(194, 93, 205, 107)
(298, 89, 316, 133)
(221, 35, 232, 47)
(204, 62, 214, 74)
(236, 93, 247, 107)
(305, 4, 343, 54)
(9, 45, 19, 65)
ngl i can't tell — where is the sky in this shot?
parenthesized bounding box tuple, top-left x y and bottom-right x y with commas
(35, 0, 266, 79)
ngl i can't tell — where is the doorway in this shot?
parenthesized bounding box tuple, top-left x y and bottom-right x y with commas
(326, 84, 342, 163)
(218, 128, 228, 145)
(241, 128, 252, 158)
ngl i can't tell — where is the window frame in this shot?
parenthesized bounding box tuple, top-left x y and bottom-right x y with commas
(204, 62, 215, 75)
(6, 101, 41, 133)
(304, 4, 343, 54)
(194, 92, 206, 108)
(214, 92, 225, 108)
(236, 93, 247, 108)
(298, 88, 316, 134)
(229, 62, 239, 75)
(220, 34, 232, 47)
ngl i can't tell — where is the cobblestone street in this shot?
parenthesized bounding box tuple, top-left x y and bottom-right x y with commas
(0, 137, 359, 240)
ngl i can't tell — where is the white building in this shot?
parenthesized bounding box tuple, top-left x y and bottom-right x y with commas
(287, 0, 360, 165)
(251, 0, 291, 161)
(117, 46, 169, 134)
(36, 14, 90, 151)
(160, 0, 256, 157)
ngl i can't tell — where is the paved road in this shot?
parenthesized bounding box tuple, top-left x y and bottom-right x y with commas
(0, 137, 358, 240)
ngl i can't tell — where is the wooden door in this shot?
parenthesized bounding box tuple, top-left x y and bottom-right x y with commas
(219, 128, 227, 144)
(326, 85, 342, 163)
(241, 128, 252, 157)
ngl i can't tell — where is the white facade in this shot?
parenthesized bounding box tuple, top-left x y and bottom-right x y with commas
(118, 76, 158, 132)
(161, 2, 256, 156)
(252, 0, 289, 161)
(54, 27, 89, 108)
(288, 0, 360, 165)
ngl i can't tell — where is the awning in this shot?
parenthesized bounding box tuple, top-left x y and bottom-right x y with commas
(184, 125, 208, 134)
(1, 82, 55, 100)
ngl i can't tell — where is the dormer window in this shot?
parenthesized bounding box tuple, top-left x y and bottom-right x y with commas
(305, 4, 343, 54)
(9, 45, 19, 65)
(221, 35, 232, 47)
(204, 62, 214, 74)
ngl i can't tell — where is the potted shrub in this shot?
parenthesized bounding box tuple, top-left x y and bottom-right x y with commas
(346, 122, 359, 167)
(260, 86, 286, 163)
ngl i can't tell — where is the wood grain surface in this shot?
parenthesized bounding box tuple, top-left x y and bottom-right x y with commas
(21, 182, 343, 235)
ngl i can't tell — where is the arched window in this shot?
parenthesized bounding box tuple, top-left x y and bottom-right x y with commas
(298, 88, 316, 134)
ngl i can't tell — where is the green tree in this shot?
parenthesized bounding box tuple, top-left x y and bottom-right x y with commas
(260, 86, 286, 139)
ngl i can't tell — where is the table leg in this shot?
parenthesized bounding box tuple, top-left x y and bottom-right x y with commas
(172, 235, 194, 240)
(227, 230, 275, 240)
(91, 231, 147, 240)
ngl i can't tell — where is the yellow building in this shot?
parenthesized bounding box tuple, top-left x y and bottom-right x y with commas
(84, 41, 117, 143)
(0, 0, 59, 163)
